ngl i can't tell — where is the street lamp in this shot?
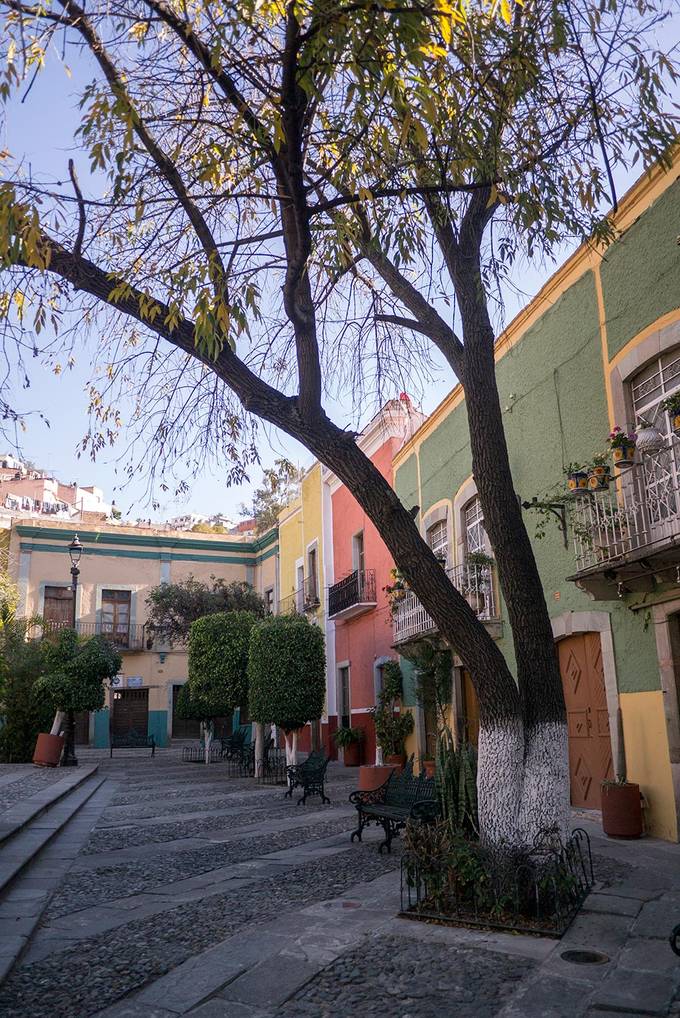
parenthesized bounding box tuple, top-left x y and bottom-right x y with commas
(62, 534, 83, 767)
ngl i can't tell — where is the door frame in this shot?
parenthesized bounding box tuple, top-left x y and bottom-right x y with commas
(551, 611, 620, 786)
(652, 598, 680, 833)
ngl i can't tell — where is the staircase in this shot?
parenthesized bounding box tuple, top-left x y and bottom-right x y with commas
(0, 766, 107, 983)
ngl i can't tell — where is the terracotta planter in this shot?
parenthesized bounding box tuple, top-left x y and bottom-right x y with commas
(343, 741, 362, 767)
(33, 732, 64, 768)
(601, 781, 643, 838)
(422, 759, 436, 779)
(385, 753, 406, 774)
(357, 764, 395, 791)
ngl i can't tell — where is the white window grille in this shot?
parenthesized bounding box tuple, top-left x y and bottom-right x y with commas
(427, 519, 448, 563)
(631, 351, 680, 532)
(465, 497, 486, 554)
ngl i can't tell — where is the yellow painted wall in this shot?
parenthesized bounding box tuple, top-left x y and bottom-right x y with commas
(278, 496, 303, 605)
(277, 462, 325, 622)
(620, 691, 678, 841)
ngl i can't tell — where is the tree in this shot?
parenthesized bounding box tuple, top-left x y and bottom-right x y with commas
(241, 459, 304, 535)
(145, 576, 264, 646)
(36, 629, 122, 759)
(248, 615, 325, 765)
(174, 680, 226, 764)
(188, 610, 257, 762)
(0, 618, 52, 762)
(0, 0, 675, 844)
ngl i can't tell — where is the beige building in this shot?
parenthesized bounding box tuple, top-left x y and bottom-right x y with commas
(9, 518, 278, 747)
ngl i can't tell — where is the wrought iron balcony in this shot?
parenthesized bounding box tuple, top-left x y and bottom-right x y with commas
(327, 569, 377, 620)
(392, 563, 499, 646)
(42, 620, 147, 651)
(303, 576, 321, 612)
(569, 459, 680, 597)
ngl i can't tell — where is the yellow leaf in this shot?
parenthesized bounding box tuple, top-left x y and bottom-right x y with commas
(501, 0, 512, 23)
(439, 15, 452, 46)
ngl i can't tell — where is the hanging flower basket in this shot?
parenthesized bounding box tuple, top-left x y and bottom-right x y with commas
(660, 394, 680, 436)
(587, 460, 610, 491)
(566, 468, 588, 495)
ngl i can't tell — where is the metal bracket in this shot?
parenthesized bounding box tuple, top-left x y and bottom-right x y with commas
(520, 496, 568, 549)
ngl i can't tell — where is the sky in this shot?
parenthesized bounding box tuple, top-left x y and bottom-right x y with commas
(2, 10, 678, 522)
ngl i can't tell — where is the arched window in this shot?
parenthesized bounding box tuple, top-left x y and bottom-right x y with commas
(631, 350, 680, 520)
(427, 518, 448, 563)
(464, 496, 486, 554)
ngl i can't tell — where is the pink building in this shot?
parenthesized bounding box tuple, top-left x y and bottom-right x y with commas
(324, 399, 424, 763)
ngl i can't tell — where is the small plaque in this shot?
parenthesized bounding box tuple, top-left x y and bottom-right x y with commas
(127, 676, 143, 688)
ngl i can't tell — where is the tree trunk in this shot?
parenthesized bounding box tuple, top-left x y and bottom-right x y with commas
(202, 721, 213, 765)
(50, 710, 65, 737)
(254, 721, 264, 778)
(284, 730, 299, 767)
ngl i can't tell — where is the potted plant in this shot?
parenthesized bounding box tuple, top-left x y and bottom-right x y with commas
(601, 709, 643, 839)
(565, 462, 588, 495)
(384, 568, 408, 615)
(587, 453, 610, 491)
(660, 392, 680, 435)
(463, 551, 494, 614)
(608, 427, 637, 469)
(421, 755, 436, 778)
(370, 661, 414, 768)
(333, 725, 363, 766)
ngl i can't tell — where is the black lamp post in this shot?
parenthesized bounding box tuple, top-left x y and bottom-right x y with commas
(62, 534, 83, 767)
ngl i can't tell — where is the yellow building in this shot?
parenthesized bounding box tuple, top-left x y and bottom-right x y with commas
(9, 518, 278, 747)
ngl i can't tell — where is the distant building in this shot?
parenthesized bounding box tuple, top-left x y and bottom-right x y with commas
(0, 455, 112, 522)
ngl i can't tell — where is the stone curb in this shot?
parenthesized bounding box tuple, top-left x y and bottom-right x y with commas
(0, 764, 100, 846)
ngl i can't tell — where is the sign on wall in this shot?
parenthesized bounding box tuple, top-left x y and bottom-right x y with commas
(111, 674, 123, 688)
(127, 676, 143, 688)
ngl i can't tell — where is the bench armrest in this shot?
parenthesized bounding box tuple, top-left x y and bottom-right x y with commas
(410, 797, 440, 822)
(349, 781, 390, 807)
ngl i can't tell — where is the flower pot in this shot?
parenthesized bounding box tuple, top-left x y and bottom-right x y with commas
(357, 764, 395, 791)
(33, 732, 64, 768)
(567, 470, 588, 495)
(465, 590, 484, 614)
(672, 413, 680, 437)
(422, 759, 436, 779)
(601, 781, 643, 838)
(385, 753, 406, 774)
(587, 466, 610, 491)
(612, 444, 636, 469)
(343, 741, 362, 767)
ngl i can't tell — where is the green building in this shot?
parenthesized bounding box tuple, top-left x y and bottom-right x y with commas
(393, 158, 680, 842)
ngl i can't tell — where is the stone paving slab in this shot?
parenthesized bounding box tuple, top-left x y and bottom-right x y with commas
(590, 967, 680, 1015)
(583, 892, 643, 917)
(634, 898, 680, 939)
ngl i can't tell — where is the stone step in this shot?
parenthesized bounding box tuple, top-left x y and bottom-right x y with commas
(0, 770, 104, 896)
(0, 764, 100, 846)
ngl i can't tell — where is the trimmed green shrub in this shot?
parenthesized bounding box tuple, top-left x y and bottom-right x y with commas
(189, 611, 257, 714)
(248, 614, 325, 731)
(0, 619, 52, 762)
(175, 681, 215, 723)
(36, 629, 122, 714)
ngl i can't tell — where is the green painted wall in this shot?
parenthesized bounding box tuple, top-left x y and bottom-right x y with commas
(393, 267, 663, 694)
(601, 178, 680, 358)
(94, 708, 109, 748)
(148, 710, 168, 747)
(395, 453, 419, 510)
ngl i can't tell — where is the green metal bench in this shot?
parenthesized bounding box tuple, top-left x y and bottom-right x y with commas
(222, 725, 250, 760)
(349, 760, 438, 852)
(110, 729, 156, 757)
(285, 749, 330, 805)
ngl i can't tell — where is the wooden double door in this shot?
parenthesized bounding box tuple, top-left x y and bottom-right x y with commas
(558, 632, 613, 808)
(112, 689, 149, 737)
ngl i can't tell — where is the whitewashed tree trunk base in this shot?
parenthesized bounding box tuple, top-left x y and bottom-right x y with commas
(254, 722, 264, 778)
(477, 717, 524, 847)
(50, 710, 65, 737)
(517, 721, 570, 844)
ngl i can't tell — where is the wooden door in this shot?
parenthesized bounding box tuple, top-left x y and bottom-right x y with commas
(74, 711, 90, 745)
(558, 632, 613, 808)
(461, 669, 480, 748)
(44, 586, 73, 628)
(112, 689, 149, 737)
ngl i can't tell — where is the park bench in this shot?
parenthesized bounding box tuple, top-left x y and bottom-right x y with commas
(349, 760, 439, 852)
(285, 749, 331, 805)
(222, 725, 250, 760)
(110, 729, 156, 758)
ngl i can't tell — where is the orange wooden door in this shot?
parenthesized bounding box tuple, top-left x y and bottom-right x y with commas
(558, 632, 613, 808)
(461, 669, 480, 748)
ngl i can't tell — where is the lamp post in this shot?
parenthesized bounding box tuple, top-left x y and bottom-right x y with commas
(62, 534, 83, 767)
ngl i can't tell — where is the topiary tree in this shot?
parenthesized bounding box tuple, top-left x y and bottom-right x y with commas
(0, 618, 53, 763)
(188, 611, 257, 762)
(248, 615, 325, 766)
(36, 629, 122, 764)
(146, 576, 264, 647)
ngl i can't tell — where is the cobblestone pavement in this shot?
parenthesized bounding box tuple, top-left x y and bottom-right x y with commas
(2, 748, 680, 1018)
(0, 764, 67, 814)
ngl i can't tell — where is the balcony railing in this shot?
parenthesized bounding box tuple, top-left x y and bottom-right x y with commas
(303, 576, 320, 612)
(571, 460, 680, 573)
(327, 569, 377, 620)
(392, 563, 498, 645)
(42, 620, 147, 651)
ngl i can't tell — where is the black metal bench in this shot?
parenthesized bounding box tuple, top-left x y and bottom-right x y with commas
(349, 760, 438, 852)
(110, 729, 156, 757)
(222, 725, 249, 760)
(285, 749, 330, 805)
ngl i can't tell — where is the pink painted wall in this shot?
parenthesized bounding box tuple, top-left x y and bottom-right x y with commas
(331, 437, 402, 763)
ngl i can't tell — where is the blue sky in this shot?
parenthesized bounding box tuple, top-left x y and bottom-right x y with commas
(2, 15, 677, 521)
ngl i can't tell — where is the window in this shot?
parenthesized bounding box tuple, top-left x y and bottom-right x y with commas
(307, 546, 318, 602)
(464, 497, 486, 555)
(101, 589, 131, 647)
(631, 350, 680, 524)
(338, 665, 351, 728)
(295, 564, 305, 611)
(352, 531, 365, 574)
(43, 586, 73, 627)
(427, 519, 448, 563)
(264, 588, 274, 615)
